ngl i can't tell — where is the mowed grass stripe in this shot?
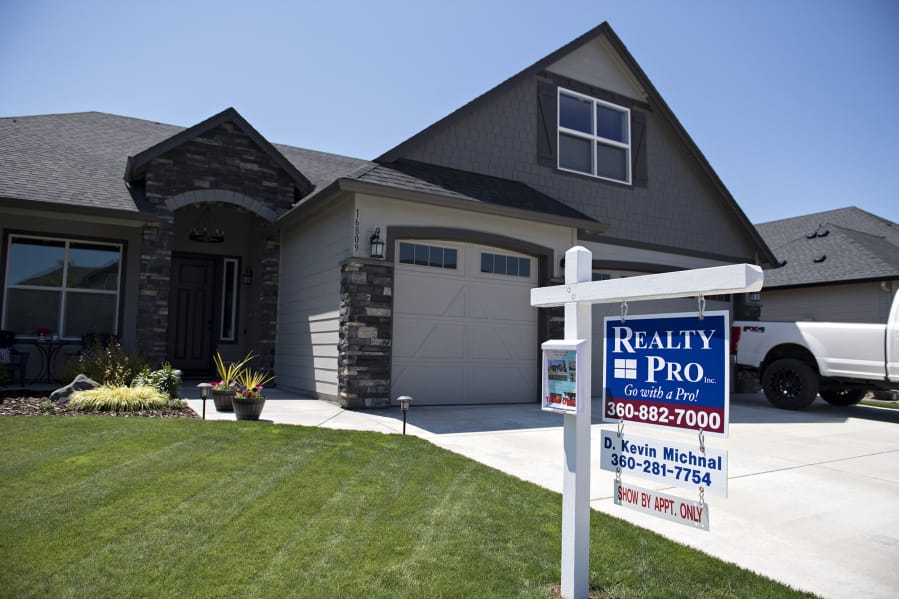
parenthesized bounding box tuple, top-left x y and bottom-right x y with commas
(0, 418, 813, 599)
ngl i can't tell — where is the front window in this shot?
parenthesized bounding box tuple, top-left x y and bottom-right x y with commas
(2, 235, 122, 338)
(558, 88, 631, 184)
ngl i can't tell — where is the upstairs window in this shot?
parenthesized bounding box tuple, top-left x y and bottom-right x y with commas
(558, 88, 631, 184)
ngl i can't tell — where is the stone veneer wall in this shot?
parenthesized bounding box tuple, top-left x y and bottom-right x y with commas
(137, 121, 297, 366)
(338, 259, 393, 409)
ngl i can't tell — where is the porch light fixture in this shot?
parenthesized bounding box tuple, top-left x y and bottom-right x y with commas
(242, 266, 253, 286)
(189, 207, 225, 243)
(197, 382, 212, 419)
(397, 395, 413, 435)
(369, 228, 385, 259)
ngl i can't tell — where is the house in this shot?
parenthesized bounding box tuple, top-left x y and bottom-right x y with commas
(0, 22, 776, 406)
(753, 206, 899, 323)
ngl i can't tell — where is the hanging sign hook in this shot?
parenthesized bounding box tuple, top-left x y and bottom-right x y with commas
(697, 294, 706, 320)
(620, 300, 629, 323)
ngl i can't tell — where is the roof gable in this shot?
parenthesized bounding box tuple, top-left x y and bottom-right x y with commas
(375, 22, 776, 267)
(124, 107, 313, 197)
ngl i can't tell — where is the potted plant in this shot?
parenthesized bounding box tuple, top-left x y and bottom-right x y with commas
(210, 352, 254, 412)
(232, 367, 274, 421)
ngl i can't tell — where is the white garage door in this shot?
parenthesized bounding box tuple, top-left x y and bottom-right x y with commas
(392, 240, 538, 405)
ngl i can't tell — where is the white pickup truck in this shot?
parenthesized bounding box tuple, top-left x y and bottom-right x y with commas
(732, 291, 899, 409)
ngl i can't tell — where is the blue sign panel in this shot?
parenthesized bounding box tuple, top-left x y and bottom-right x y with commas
(603, 311, 729, 437)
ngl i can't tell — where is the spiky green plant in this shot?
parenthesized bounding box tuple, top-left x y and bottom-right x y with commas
(68, 385, 172, 412)
(234, 367, 275, 399)
(211, 351, 255, 391)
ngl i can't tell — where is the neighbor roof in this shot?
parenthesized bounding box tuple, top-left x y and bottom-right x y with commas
(756, 206, 899, 288)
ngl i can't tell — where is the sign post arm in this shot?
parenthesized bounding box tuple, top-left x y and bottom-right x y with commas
(561, 246, 592, 599)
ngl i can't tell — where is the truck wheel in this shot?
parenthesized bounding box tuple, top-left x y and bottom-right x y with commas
(761, 358, 819, 410)
(819, 387, 866, 406)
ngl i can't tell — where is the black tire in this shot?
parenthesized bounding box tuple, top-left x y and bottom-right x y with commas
(761, 358, 819, 410)
(819, 387, 866, 406)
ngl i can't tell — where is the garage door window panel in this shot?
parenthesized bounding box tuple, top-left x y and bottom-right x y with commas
(399, 242, 458, 270)
(480, 252, 532, 278)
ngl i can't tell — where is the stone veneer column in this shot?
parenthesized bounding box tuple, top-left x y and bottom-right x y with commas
(136, 204, 174, 366)
(338, 258, 393, 409)
(255, 236, 280, 372)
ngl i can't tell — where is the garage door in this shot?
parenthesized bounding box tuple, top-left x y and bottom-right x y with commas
(392, 240, 538, 405)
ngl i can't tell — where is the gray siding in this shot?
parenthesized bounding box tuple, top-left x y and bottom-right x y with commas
(275, 202, 352, 397)
(390, 76, 757, 262)
(759, 282, 897, 324)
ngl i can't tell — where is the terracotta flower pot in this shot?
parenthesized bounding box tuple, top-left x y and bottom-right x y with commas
(212, 389, 235, 412)
(232, 395, 265, 421)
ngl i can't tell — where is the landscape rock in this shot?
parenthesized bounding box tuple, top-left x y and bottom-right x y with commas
(50, 374, 100, 403)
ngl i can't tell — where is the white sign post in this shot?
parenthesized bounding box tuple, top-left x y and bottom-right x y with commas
(531, 246, 763, 599)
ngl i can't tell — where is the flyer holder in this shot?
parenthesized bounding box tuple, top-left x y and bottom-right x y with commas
(541, 339, 587, 415)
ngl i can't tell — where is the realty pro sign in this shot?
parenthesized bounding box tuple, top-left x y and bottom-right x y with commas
(603, 311, 729, 437)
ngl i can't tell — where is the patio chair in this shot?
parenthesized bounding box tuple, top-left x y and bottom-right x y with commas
(0, 330, 29, 386)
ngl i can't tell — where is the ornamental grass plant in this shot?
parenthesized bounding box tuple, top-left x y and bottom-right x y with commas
(68, 385, 178, 412)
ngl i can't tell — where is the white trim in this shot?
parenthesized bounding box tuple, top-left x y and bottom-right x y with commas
(557, 87, 632, 185)
(220, 258, 239, 342)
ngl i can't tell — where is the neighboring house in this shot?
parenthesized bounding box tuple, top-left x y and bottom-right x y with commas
(753, 206, 899, 323)
(0, 22, 776, 406)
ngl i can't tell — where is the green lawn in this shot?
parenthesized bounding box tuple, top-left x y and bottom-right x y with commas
(0, 417, 812, 598)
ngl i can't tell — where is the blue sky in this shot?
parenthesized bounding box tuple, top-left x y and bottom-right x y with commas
(1, 0, 897, 225)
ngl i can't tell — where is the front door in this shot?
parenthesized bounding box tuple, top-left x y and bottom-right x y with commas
(168, 254, 216, 373)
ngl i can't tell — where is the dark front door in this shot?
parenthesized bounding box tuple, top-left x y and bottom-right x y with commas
(169, 254, 216, 373)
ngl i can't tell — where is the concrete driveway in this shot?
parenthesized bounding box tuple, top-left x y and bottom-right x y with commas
(185, 389, 899, 598)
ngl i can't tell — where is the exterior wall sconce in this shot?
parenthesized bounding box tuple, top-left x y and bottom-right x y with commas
(242, 267, 253, 286)
(370, 228, 385, 259)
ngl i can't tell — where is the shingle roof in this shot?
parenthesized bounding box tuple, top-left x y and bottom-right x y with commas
(352, 160, 599, 226)
(1, 111, 595, 227)
(756, 206, 899, 287)
(0, 112, 181, 213)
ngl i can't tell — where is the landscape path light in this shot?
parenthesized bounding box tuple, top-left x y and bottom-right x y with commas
(197, 383, 212, 420)
(397, 395, 413, 435)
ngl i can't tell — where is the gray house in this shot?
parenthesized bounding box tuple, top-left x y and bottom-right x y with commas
(0, 22, 776, 406)
(753, 206, 899, 323)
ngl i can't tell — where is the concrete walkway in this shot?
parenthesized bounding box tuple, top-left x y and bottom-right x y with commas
(183, 387, 899, 599)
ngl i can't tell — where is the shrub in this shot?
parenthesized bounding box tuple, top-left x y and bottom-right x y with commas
(68, 385, 172, 412)
(62, 341, 147, 386)
(133, 362, 182, 398)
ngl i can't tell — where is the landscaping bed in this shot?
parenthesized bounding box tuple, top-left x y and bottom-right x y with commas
(0, 390, 198, 418)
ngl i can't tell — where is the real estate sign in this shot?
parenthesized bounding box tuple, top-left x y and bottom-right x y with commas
(603, 311, 730, 437)
(614, 481, 709, 531)
(600, 430, 728, 497)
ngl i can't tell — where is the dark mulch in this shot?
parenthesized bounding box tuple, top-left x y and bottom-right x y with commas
(0, 390, 199, 419)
